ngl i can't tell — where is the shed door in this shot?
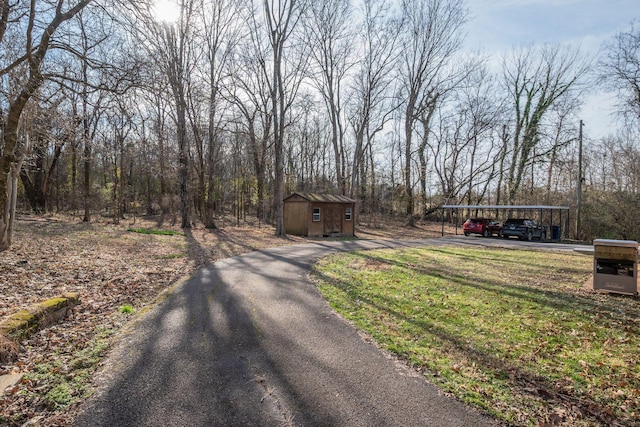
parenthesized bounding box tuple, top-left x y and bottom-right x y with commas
(324, 207, 342, 234)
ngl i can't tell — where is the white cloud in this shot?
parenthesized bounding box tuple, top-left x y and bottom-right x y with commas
(466, 0, 638, 51)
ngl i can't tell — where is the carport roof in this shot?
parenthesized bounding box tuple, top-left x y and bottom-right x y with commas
(442, 205, 569, 210)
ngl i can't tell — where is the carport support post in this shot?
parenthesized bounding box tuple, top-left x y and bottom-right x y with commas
(539, 208, 542, 238)
(454, 209, 458, 235)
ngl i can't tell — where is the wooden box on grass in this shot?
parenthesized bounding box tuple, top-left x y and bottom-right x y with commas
(593, 239, 638, 296)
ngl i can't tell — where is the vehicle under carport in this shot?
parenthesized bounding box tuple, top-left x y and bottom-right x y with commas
(440, 204, 570, 242)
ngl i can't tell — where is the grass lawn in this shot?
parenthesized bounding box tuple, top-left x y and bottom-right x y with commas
(312, 246, 640, 426)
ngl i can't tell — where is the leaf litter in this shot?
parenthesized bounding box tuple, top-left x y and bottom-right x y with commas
(0, 214, 307, 426)
(0, 214, 445, 425)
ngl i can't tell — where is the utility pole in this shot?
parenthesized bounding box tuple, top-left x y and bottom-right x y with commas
(576, 120, 584, 240)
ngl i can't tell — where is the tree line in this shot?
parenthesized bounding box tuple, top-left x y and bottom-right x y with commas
(1, 0, 639, 250)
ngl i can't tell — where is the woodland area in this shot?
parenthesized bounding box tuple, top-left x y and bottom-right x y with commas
(0, 0, 639, 249)
(1, 1, 640, 425)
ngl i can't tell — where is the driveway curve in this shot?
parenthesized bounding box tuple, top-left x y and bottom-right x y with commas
(75, 238, 499, 427)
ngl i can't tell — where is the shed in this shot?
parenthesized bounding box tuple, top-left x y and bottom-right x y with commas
(284, 192, 356, 237)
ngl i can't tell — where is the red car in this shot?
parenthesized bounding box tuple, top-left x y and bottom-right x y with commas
(463, 218, 502, 237)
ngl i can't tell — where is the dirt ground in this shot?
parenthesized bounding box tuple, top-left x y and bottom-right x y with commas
(0, 213, 447, 426)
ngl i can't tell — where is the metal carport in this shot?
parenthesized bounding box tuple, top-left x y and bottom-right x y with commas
(441, 205, 571, 241)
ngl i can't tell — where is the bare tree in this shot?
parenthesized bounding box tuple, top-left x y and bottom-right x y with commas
(429, 91, 500, 209)
(127, 0, 201, 229)
(581, 133, 640, 240)
(543, 97, 581, 204)
(164, 1, 198, 229)
(191, 0, 242, 228)
(415, 55, 480, 218)
(103, 96, 135, 223)
(502, 44, 588, 204)
(145, 79, 174, 210)
(347, 0, 400, 203)
(260, 0, 307, 236)
(18, 98, 69, 213)
(304, 0, 353, 195)
(398, 0, 467, 225)
(0, 0, 92, 251)
(226, 33, 274, 223)
(74, 8, 112, 222)
(433, 65, 504, 209)
(599, 22, 640, 131)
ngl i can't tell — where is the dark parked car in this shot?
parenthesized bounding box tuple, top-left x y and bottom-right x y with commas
(502, 218, 546, 241)
(463, 218, 502, 237)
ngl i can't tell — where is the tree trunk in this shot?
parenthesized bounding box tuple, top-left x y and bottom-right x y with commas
(273, 52, 285, 235)
(82, 123, 92, 223)
(178, 108, 190, 229)
(404, 100, 415, 226)
(0, 75, 41, 251)
(0, 0, 92, 250)
(0, 166, 20, 250)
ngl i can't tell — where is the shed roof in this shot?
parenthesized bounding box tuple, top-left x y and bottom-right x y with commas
(284, 192, 357, 203)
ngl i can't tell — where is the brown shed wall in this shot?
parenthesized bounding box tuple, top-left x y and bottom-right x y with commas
(284, 193, 356, 237)
(284, 200, 309, 235)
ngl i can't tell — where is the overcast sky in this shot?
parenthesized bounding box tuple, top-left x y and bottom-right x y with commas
(464, 0, 639, 139)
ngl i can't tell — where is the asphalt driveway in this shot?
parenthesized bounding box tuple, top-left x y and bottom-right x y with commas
(75, 238, 500, 426)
